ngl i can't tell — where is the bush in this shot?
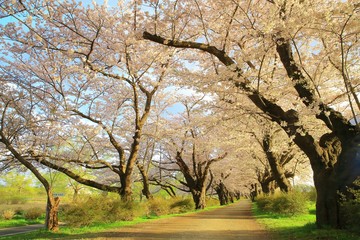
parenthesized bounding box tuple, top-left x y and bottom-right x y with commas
(14, 208, 25, 216)
(106, 200, 137, 222)
(62, 197, 108, 227)
(2, 209, 15, 220)
(24, 207, 44, 220)
(170, 198, 194, 213)
(339, 178, 360, 233)
(61, 196, 196, 227)
(256, 191, 308, 216)
(61, 196, 140, 227)
(147, 198, 170, 216)
(9, 196, 28, 204)
(294, 184, 317, 202)
(206, 197, 220, 207)
(61, 204, 95, 227)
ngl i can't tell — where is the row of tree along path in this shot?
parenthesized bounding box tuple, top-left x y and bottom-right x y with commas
(67, 200, 270, 240)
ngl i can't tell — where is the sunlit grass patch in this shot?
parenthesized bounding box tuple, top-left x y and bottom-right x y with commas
(253, 202, 360, 240)
(0, 219, 43, 229)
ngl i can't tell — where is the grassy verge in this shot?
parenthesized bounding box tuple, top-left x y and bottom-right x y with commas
(0, 219, 43, 229)
(253, 202, 360, 240)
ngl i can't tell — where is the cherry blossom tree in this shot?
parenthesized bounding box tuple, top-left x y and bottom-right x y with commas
(142, 0, 360, 228)
(1, 0, 358, 229)
(156, 95, 229, 209)
(0, 0, 177, 201)
(0, 72, 62, 230)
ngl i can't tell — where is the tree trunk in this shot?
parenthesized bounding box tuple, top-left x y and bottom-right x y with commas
(309, 134, 360, 228)
(72, 188, 80, 203)
(137, 163, 153, 199)
(263, 134, 293, 192)
(336, 135, 360, 228)
(121, 185, 133, 202)
(250, 183, 259, 202)
(192, 189, 206, 209)
(313, 170, 339, 228)
(215, 182, 230, 205)
(271, 164, 292, 192)
(45, 190, 60, 232)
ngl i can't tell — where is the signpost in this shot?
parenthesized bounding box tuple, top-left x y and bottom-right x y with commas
(53, 193, 65, 197)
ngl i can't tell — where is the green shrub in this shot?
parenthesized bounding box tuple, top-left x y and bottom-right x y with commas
(147, 198, 170, 216)
(14, 208, 25, 216)
(61, 196, 141, 227)
(256, 195, 273, 212)
(24, 207, 44, 220)
(339, 178, 360, 233)
(106, 200, 137, 222)
(2, 209, 15, 220)
(61, 197, 108, 227)
(9, 196, 28, 204)
(170, 198, 194, 213)
(61, 204, 97, 227)
(206, 197, 220, 207)
(256, 191, 308, 216)
(294, 184, 317, 202)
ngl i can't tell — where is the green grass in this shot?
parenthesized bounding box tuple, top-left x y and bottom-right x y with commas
(0, 213, 44, 229)
(253, 202, 360, 240)
(0, 219, 43, 229)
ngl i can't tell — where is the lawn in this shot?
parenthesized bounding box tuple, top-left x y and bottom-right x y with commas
(0, 201, 46, 229)
(0, 218, 43, 229)
(253, 202, 360, 240)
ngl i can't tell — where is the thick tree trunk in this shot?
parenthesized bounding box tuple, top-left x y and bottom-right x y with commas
(121, 185, 133, 202)
(309, 134, 360, 228)
(313, 170, 339, 228)
(215, 182, 230, 205)
(271, 165, 292, 192)
(45, 191, 60, 231)
(192, 189, 206, 209)
(263, 134, 292, 192)
(336, 135, 360, 228)
(259, 180, 275, 195)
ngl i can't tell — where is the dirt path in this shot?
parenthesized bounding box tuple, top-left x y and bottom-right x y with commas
(74, 200, 271, 240)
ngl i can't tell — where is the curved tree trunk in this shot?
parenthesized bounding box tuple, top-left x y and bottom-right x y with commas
(263, 134, 293, 192)
(215, 182, 230, 205)
(137, 163, 153, 199)
(45, 190, 60, 231)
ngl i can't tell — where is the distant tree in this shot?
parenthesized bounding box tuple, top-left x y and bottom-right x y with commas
(157, 96, 228, 209)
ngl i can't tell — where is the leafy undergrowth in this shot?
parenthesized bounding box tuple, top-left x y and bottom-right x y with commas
(253, 202, 360, 240)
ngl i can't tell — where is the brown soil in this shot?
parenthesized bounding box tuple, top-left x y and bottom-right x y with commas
(75, 200, 272, 240)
